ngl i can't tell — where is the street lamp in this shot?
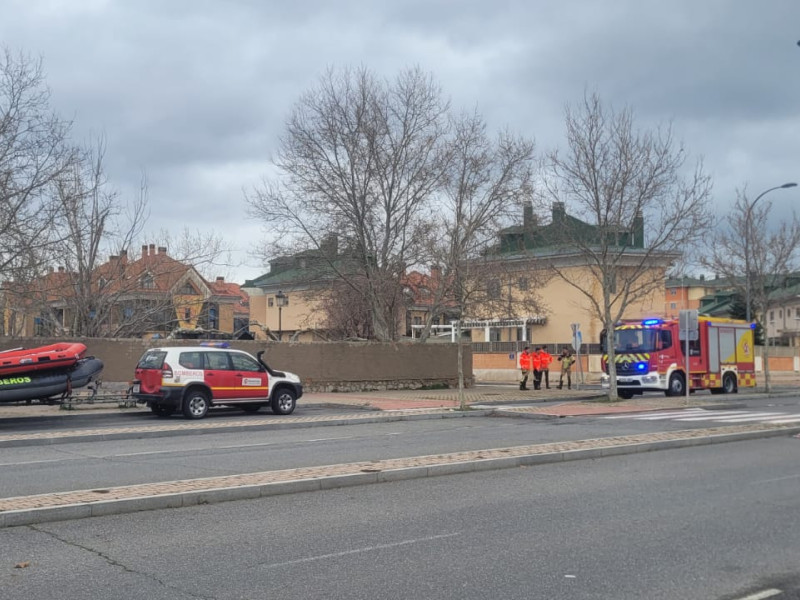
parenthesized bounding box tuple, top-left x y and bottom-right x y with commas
(744, 182, 798, 323)
(275, 290, 288, 341)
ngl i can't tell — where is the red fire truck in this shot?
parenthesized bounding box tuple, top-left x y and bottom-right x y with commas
(601, 316, 756, 399)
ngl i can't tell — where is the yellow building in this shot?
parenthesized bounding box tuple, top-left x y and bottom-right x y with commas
(466, 203, 673, 347)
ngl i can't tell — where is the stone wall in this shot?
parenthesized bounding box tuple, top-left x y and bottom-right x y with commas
(0, 338, 472, 392)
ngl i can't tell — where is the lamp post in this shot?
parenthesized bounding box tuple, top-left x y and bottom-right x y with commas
(275, 290, 288, 341)
(744, 183, 798, 323)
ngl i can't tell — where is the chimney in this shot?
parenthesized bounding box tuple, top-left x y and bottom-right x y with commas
(48, 266, 54, 273)
(430, 266, 441, 285)
(120, 249, 128, 264)
(552, 202, 567, 222)
(158, 246, 167, 255)
(149, 244, 156, 255)
(216, 276, 225, 283)
(633, 211, 644, 247)
(142, 245, 148, 256)
(109, 255, 119, 264)
(58, 266, 64, 273)
(523, 203, 534, 229)
(321, 233, 338, 257)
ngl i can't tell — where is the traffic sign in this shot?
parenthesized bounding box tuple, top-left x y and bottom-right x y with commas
(679, 309, 698, 341)
(571, 323, 582, 351)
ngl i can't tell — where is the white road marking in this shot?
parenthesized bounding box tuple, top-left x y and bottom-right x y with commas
(733, 589, 782, 600)
(751, 473, 800, 484)
(674, 412, 788, 422)
(603, 409, 709, 419)
(261, 532, 461, 569)
(604, 409, 800, 424)
(637, 410, 751, 420)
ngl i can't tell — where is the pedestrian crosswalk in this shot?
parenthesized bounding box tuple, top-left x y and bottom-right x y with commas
(603, 408, 800, 425)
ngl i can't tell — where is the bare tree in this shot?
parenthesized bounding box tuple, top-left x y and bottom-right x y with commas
(543, 92, 713, 400)
(406, 112, 537, 406)
(416, 113, 536, 339)
(0, 48, 76, 285)
(703, 185, 800, 392)
(247, 66, 450, 341)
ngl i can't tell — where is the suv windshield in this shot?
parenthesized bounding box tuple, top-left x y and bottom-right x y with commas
(137, 350, 167, 369)
(613, 328, 671, 353)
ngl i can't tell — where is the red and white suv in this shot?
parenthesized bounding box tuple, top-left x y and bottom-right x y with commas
(131, 344, 303, 419)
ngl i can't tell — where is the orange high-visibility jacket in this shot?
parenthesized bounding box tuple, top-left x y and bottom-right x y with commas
(539, 350, 553, 369)
(519, 350, 533, 371)
(530, 352, 542, 370)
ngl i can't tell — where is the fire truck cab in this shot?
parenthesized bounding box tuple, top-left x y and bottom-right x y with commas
(601, 316, 756, 399)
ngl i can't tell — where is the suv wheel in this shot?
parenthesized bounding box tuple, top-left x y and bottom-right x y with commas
(271, 388, 297, 415)
(183, 389, 210, 419)
(240, 403, 262, 413)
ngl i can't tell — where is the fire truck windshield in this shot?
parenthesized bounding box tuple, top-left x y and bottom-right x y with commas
(613, 328, 662, 353)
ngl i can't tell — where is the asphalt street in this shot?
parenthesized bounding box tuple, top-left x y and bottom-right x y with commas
(2, 437, 799, 600)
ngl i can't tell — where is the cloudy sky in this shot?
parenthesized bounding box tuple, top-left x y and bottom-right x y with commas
(3, 0, 799, 283)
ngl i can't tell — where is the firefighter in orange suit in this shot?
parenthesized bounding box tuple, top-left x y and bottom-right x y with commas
(538, 347, 553, 389)
(519, 346, 533, 390)
(531, 347, 543, 390)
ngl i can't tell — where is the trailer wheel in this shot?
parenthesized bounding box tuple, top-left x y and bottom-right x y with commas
(666, 372, 685, 397)
(722, 373, 738, 394)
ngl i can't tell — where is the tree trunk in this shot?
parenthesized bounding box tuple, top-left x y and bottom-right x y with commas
(457, 319, 466, 410)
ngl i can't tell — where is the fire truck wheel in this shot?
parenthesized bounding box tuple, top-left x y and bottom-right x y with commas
(722, 373, 738, 394)
(666, 373, 685, 397)
(618, 390, 634, 399)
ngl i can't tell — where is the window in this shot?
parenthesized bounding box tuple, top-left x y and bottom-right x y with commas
(487, 279, 501, 299)
(137, 350, 167, 369)
(670, 289, 677, 296)
(670, 302, 677, 309)
(209, 307, 218, 330)
(180, 282, 198, 295)
(518, 277, 528, 291)
(179, 351, 204, 370)
(204, 352, 230, 370)
(140, 273, 155, 289)
(770, 310, 774, 322)
(123, 306, 134, 320)
(779, 309, 783, 319)
(268, 298, 274, 307)
(413, 316, 422, 325)
(230, 353, 261, 371)
(184, 308, 191, 321)
(489, 328, 501, 342)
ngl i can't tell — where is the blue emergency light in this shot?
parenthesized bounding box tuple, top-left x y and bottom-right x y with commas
(636, 362, 648, 371)
(641, 319, 662, 326)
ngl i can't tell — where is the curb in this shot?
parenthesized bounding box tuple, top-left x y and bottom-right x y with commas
(2, 423, 799, 528)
